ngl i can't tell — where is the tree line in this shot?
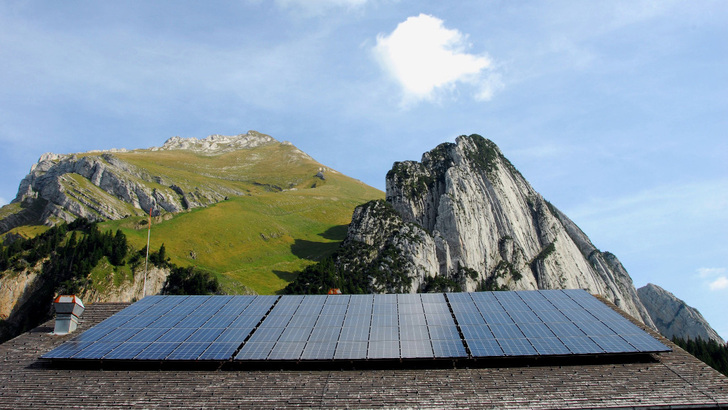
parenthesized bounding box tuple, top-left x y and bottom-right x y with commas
(672, 336, 728, 377)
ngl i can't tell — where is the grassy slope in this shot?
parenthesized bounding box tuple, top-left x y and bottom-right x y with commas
(97, 142, 383, 295)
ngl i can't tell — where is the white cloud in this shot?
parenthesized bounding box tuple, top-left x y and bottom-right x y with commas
(373, 14, 497, 103)
(0, 196, 7, 207)
(698, 267, 726, 278)
(709, 276, 728, 291)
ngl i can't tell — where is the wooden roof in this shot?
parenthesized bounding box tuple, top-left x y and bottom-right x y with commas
(1, 299, 727, 409)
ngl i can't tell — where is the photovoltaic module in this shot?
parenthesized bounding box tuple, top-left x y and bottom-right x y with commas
(42, 290, 670, 362)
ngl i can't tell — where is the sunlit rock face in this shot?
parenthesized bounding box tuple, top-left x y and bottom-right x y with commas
(342, 134, 654, 327)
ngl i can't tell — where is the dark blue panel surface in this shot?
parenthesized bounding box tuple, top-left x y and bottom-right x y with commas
(44, 290, 670, 363)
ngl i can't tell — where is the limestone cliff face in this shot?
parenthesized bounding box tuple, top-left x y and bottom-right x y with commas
(0, 131, 278, 234)
(638, 283, 724, 344)
(343, 134, 654, 326)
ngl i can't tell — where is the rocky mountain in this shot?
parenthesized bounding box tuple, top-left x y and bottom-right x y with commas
(324, 134, 655, 326)
(638, 283, 724, 344)
(0, 131, 310, 234)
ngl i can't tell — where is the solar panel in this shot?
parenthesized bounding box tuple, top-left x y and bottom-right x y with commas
(44, 290, 669, 364)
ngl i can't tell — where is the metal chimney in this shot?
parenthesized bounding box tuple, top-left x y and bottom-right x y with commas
(53, 295, 85, 335)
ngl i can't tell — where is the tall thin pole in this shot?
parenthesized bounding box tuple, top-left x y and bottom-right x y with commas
(143, 206, 152, 298)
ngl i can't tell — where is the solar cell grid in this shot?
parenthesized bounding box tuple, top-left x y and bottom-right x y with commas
(321, 303, 347, 315)
(346, 303, 372, 316)
(315, 314, 344, 327)
(454, 311, 484, 325)
(424, 313, 453, 326)
(460, 324, 495, 340)
(560, 336, 603, 354)
(371, 314, 398, 327)
(261, 314, 293, 328)
(99, 327, 141, 343)
(301, 342, 337, 360)
(368, 340, 399, 359)
(248, 326, 285, 343)
(467, 338, 503, 357)
(279, 326, 312, 342)
(72, 326, 115, 342)
(397, 294, 421, 304)
(198, 342, 240, 360)
(334, 341, 368, 359)
(42, 341, 94, 359)
(499, 338, 537, 356)
(134, 342, 180, 360)
(534, 309, 569, 323)
(156, 327, 196, 343)
(398, 303, 423, 315)
(518, 323, 555, 339)
(576, 321, 617, 337)
(126, 327, 169, 343)
(399, 325, 430, 341)
(148, 315, 183, 328)
(592, 335, 637, 353)
(309, 326, 341, 342)
(373, 303, 397, 315)
(374, 294, 397, 304)
(122, 315, 159, 328)
(369, 326, 398, 341)
(398, 314, 426, 326)
(269, 341, 305, 360)
(400, 339, 433, 358)
(339, 325, 370, 342)
(431, 339, 467, 358)
(529, 337, 571, 355)
(507, 310, 540, 324)
(326, 294, 350, 304)
(446, 292, 472, 304)
(427, 325, 460, 340)
(422, 302, 450, 315)
(73, 342, 121, 359)
(479, 309, 513, 324)
(489, 323, 525, 339)
(167, 342, 211, 360)
(229, 315, 262, 329)
(200, 315, 236, 329)
(235, 341, 276, 360)
(174, 315, 212, 328)
(187, 328, 224, 343)
(288, 314, 318, 328)
(103, 342, 150, 360)
(420, 293, 446, 303)
(44, 290, 670, 363)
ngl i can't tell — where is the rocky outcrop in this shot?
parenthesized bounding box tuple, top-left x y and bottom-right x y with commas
(155, 130, 277, 154)
(340, 134, 654, 326)
(0, 131, 281, 234)
(638, 283, 724, 344)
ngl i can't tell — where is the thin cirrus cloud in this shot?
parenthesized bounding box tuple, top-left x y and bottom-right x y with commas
(373, 14, 499, 104)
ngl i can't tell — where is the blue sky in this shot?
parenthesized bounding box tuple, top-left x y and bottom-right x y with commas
(1, 0, 726, 338)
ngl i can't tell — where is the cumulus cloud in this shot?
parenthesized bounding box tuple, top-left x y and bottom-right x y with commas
(373, 14, 498, 103)
(709, 276, 728, 291)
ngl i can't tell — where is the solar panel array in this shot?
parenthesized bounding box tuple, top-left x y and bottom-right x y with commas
(42, 290, 669, 362)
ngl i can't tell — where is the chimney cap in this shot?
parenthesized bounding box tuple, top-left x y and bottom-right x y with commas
(53, 295, 85, 317)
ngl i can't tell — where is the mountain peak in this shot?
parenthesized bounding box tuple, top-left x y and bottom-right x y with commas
(155, 130, 278, 155)
(638, 283, 724, 344)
